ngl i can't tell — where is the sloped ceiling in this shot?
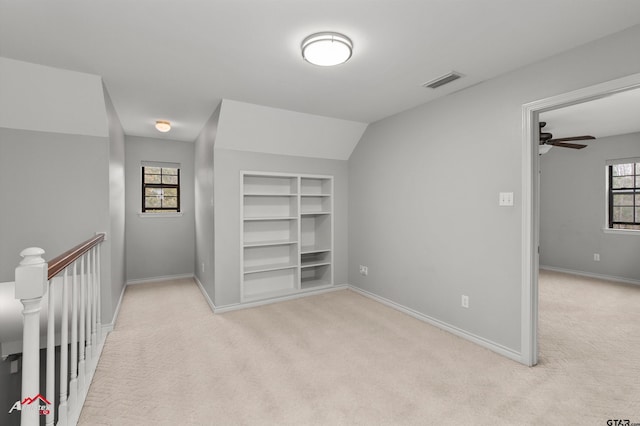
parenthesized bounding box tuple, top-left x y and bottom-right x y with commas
(216, 100, 367, 160)
(0, 57, 108, 137)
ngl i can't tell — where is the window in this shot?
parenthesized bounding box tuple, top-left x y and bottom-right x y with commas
(142, 164, 180, 213)
(608, 159, 640, 230)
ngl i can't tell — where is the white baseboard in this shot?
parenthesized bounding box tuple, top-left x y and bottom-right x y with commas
(540, 265, 640, 286)
(194, 275, 216, 313)
(214, 285, 349, 313)
(348, 285, 523, 364)
(126, 273, 194, 286)
(102, 281, 127, 333)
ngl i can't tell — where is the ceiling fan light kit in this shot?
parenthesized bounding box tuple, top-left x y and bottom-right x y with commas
(538, 121, 594, 150)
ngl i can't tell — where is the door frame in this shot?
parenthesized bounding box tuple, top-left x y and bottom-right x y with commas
(520, 72, 640, 366)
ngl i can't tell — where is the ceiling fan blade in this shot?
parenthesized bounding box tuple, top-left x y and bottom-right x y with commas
(548, 141, 587, 149)
(548, 135, 595, 142)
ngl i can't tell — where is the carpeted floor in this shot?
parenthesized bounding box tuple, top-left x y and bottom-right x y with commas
(78, 271, 639, 425)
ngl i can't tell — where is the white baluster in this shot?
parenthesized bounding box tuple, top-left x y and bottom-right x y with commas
(91, 247, 97, 359)
(78, 255, 86, 393)
(85, 250, 92, 375)
(15, 247, 47, 426)
(58, 268, 70, 426)
(69, 262, 78, 413)
(97, 244, 102, 343)
(45, 278, 55, 426)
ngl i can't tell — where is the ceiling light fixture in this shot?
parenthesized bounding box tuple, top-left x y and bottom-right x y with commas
(155, 120, 171, 132)
(301, 32, 352, 67)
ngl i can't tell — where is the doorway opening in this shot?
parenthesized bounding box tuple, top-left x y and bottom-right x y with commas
(520, 72, 640, 366)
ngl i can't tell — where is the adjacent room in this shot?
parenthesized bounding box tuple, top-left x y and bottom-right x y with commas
(0, 1, 639, 425)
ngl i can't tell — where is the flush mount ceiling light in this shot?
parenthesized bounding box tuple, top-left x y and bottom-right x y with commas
(301, 32, 352, 66)
(155, 120, 171, 132)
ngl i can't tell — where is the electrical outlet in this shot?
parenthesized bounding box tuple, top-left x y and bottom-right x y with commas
(10, 360, 19, 374)
(461, 295, 469, 308)
(593, 253, 600, 261)
(499, 192, 514, 206)
(201, 262, 205, 272)
(359, 265, 368, 276)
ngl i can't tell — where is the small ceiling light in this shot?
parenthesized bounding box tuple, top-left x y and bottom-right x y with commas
(155, 120, 171, 132)
(301, 32, 352, 66)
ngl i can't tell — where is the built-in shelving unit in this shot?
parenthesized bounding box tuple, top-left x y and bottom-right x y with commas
(241, 172, 333, 302)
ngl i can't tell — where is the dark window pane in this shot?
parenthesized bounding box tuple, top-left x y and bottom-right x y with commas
(612, 176, 634, 189)
(162, 168, 178, 175)
(162, 175, 178, 185)
(613, 194, 634, 206)
(145, 196, 162, 208)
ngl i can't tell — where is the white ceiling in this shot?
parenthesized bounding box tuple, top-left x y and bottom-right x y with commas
(1, 1, 640, 142)
(541, 87, 640, 141)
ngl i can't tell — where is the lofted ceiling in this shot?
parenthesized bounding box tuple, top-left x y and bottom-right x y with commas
(1, 1, 640, 142)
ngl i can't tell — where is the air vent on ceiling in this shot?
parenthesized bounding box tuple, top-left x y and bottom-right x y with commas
(422, 71, 464, 89)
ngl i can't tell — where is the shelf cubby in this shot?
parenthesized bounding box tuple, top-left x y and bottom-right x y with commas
(241, 172, 333, 302)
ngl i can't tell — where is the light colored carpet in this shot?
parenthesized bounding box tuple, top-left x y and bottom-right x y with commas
(78, 272, 639, 425)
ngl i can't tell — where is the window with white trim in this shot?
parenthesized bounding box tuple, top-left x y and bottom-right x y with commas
(607, 158, 640, 230)
(141, 162, 181, 213)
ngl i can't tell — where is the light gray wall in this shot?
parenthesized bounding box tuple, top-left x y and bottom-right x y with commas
(540, 132, 640, 281)
(348, 24, 640, 353)
(213, 148, 349, 306)
(103, 85, 126, 321)
(124, 136, 195, 281)
(0, 128, 110, 286)
(194, 104, 220, 304)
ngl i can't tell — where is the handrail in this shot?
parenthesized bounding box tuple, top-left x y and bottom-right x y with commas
(47, 233, 105, 280)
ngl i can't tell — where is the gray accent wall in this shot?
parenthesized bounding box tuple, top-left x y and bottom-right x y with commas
(124, 136, 195, 281)
(540, 132, 640, 281)
(103, 85, 127, 321)
(213, 149, 349, 307)
(194, 104, 220, 304)
(348, 25, 640, 353)
(0, 128, 110, 286)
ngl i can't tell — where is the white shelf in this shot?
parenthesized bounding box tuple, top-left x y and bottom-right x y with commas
(300, 247, 331, 254)
(241, 172, 333, 303)
(244, 262, 298, 274)
(301, 262, 331, 269)
(245, 193, 297, 197)
(243, 216, 297, 221)
(243, 239, 298, 248)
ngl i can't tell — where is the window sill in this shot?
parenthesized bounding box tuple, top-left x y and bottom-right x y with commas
(138, 212, 183, 218)
(602, 228, 640, 236)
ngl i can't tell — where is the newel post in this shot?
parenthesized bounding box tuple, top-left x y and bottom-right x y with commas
(15, 247, 48, 426)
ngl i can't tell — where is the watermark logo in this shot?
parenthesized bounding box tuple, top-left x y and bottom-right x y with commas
(8, 394, 51, 415)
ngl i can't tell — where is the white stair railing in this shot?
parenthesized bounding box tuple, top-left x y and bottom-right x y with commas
(14, 233, 106, 426)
